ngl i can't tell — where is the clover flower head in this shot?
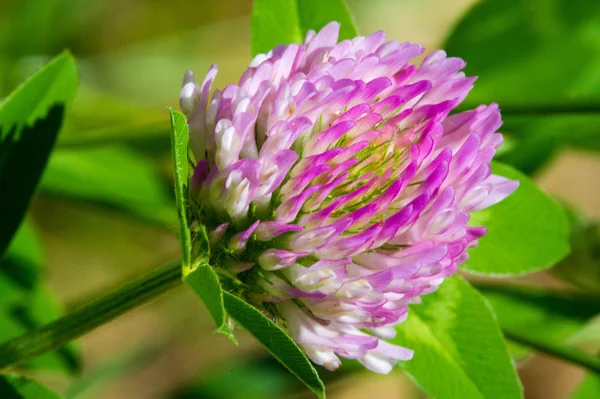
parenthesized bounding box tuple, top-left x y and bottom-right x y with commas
(180, 22, 518, 374)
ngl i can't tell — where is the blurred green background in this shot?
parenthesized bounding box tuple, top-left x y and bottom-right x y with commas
(1, 0, 600, 398)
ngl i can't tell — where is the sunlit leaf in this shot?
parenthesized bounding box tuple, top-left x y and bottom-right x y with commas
(393, 276, 522, 399)
(0, 52, 77, 256)
(296, 0, 357, 40)
(0, 51, 76, 134)
(223, 292, 325, 399)
(251, 0, 357, 56)
(463, 162, 570, 275)
(251, 0, 302, 56)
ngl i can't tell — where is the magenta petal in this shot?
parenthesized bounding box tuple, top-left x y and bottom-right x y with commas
(229, 220, 260, 251)
(290, 218, 353, 253)
(255, 222, 303, 241)
(305, 21, 340, 55)
(183, 21, 517, 375)
(191, 159, 210, 197)
(318, 223, 382, 259)
(373, 340, 413, 360)
(258, 249, 308, 271)
(472, 175, 519, 211)
(209, 223, 229, 245)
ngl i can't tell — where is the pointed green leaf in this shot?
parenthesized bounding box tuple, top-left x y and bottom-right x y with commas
(296, 0, 357, 41)
(393, 276, 522, 399)
(169, 109, 192, 269)
(169, 110, 232, 338)
(251, 0, 358, 56)
(251, 0, 303, 56)
(462, 161, 570, 275)
(0, 375, 60, 399)
(223, 292, 325, 399)
(0, 52, 77, 256)
(39, 146, 175, 229)
(184, 263, 233, 340)
(0, 51, 76, 135)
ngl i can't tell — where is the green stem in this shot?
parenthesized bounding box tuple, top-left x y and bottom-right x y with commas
(504, 329, 600, 374)
(458, 103, 600, 116)
(0, 260, 182, 371)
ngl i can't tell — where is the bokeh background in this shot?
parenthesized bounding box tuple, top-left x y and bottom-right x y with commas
(1, 0, 600, 398)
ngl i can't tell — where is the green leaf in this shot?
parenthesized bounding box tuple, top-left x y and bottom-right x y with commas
(170, 108, 232, 338)
(184, 263, 233, 340)
(223, 292, 325, 399)
(445, 0, 600, 171)
(571, 374, 600, 399)
(0, 375, 61, 399)
(171, 110, 232, 338)
(251, 0, 303, 56)
(296, 0, 358, 41)
(0, 221, 79, 373)
(392, 276, 522, 399)
(169, 109, 192, 269)
(251, 0, 358, 56)
(462, 161, 570, 275)
(39, 146, 175, 229)
(0, 52, 77, 256)
(0, 51, 76, 135)
(445, 0, 600, 108)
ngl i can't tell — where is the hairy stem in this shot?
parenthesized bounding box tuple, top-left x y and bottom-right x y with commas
(0, 260, 182, 371)
(2, 260, 600, 376)
(504, 329, 600, 374)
